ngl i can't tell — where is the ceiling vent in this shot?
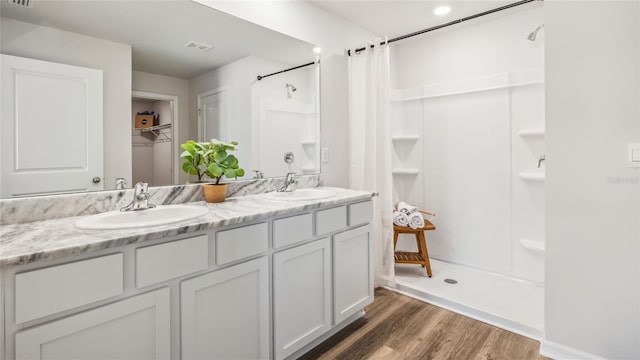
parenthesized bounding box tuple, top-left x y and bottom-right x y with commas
(184, 41, 213, 53)
(7, 0, 33, 8)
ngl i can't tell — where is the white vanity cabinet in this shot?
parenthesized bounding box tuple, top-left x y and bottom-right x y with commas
(273, 238, 332, 359)
(333, 225, 374, 324)
(15, 288, 170, 360)
(181, 257, 270, 360)
(1, 197, 374, 360)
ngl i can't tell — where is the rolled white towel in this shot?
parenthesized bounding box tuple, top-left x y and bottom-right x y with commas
(393, 211, 409, 227)
(398, 201, 418, 214)
(408, 212, 425, 229)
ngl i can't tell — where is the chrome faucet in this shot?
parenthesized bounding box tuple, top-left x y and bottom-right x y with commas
(115, 177, 127, 190)
(253, 170, 264, 179)
(121, 182, 156, 211)
(278, 172, 298, 192)
(538, 155, 546, 168)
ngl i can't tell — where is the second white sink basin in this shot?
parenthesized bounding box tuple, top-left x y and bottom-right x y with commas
(75, 204, 209, 230)
(265, 188, 336, 201)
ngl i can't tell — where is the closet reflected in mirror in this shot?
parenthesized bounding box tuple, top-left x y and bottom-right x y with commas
(0, 0, 320, 198)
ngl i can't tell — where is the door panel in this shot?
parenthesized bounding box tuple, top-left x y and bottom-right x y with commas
(15, 288, 170, 360)
(273, 238, 331, 359)
(181, 257, 269, 360)
(1, 55, 103, 197)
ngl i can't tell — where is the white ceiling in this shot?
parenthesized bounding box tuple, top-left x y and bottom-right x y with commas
(0, 0, 316, 79)
(309, 0, 520, 39)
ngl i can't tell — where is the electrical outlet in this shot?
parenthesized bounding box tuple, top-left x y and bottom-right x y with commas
(321, 148, 329, 163)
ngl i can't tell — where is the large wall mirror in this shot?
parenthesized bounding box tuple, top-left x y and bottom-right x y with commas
(0, 0, 320, 198)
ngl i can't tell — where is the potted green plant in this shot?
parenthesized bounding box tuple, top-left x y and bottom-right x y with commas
(202, 139, 245, 202)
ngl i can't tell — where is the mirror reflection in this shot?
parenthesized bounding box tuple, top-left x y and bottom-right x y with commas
(0, 0, 320, 198)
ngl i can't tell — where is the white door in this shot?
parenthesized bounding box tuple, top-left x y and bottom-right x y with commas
(0, 55, 104, 198)
(15, 288, 170, 360)
(273, 238, 331, 360)
(333, 225, 374, 324)
(181, 257, 269, 360)
(198, 89, 227, 142)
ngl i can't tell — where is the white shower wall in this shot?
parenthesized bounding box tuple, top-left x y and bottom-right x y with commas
(390, 5, 545, 282)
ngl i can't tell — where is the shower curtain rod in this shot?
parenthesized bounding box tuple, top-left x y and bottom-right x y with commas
(347, 0, 540, 56)
(256, 61, 316, 81)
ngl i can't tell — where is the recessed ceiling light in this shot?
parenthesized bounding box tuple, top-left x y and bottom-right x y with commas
(434, 6, 451, 16)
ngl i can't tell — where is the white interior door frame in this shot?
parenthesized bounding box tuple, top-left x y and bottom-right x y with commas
(131, 91, 179, 185)
(197, 86, 229, 142)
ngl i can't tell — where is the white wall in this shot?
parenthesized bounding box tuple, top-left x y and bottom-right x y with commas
(544, 1, 639, 359)
(152, 101, 173, 186)
(391, 6, 545, 282)
(132, 71, 190, 184)
(194, 1, 375, 187)
(1, 18, 132, 190)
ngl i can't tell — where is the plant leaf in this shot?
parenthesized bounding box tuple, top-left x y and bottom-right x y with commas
(207, 163, 224, 177)
(224, 169, 236, 179)
(225, 155, 238, 167)
(213, 151, 228, 162)
(236, 168, 245, 177)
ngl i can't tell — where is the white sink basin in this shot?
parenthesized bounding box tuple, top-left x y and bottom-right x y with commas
(75, 204, 209, 230)
(265, 188, 336, 201)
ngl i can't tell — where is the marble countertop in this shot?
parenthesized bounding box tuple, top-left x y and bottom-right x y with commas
(0, 187, 373, 268)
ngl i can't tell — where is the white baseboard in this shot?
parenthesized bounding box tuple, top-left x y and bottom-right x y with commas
(540, 340, 607, 360)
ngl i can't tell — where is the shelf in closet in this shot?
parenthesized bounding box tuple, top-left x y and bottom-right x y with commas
(518, 172, 545, 182)
(392, 168, 420, 175)
(520, 239, 545, 255)
(391, 135, 420, 142)
(136, 123, 172, 143)
(518, 129, 545, 138)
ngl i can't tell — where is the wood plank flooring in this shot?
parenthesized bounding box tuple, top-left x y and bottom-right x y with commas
(300, 288, 547, 360)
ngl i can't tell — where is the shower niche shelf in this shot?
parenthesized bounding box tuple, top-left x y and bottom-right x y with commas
(518, 129, 545, 138)
(391, 135, 420, 142)
(520, 239, 545, 255)
(519, 172, 545, 182)
(392, 168, 420, 175)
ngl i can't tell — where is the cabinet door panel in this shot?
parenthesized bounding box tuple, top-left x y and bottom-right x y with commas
(333, 225, 373, 324)
(273, 238, 331, 359)
(15, 288, 170, 360)
(181, 257, 269, 360)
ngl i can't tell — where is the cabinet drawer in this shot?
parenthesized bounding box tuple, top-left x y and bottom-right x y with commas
(315, 206, 347, 236)
(216, 223, 268, 265)
(349, 200, 373, 226)
(136, 235, 209, 288)
(273, 213, 313, 249)
(15, 253, 124, 324)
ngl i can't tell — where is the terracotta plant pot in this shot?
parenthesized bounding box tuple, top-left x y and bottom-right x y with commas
(203, 184, 228, 203)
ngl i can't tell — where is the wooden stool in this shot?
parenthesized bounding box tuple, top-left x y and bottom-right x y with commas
(393, 219, 436, 277)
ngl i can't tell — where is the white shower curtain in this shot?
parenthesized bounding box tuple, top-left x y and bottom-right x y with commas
(348, 41, 395, 288)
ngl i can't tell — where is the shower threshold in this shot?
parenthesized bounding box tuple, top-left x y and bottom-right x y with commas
(391, 259, 544, 340)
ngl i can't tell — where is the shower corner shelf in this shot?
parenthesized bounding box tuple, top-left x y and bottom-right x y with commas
(137, 123, 172, 143)
(518, 129, 545, 138)
(519, 172, 545, 182)
(300, 140, 317, 146)
(392, 168, 420, 175)
(520, 239, 545, 255)
(391, 135, 420, 142)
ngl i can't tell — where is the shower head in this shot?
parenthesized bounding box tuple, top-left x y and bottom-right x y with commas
(527, 24, 544, 41)
(285, 83, 297, 92)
